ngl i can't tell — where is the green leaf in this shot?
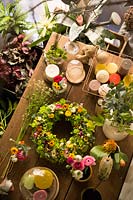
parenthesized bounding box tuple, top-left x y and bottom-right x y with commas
(119, 152, 128, 162)
(69, 22, 85, 41)
(114, 153, 120, 164)
(90, 145, 108, 160)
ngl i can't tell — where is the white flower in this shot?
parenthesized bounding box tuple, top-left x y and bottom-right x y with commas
(129, 109, 133, 117)
(130, 123, 133, 130)
(74, 155, 82, 162)
(71, 107, 76, 113)
(110, 109, 113, 116)
(72, 170, 83, 180)
(48, 104, 56, 112)
(37, 116, 42, 121)
(11, 155, 18, 163)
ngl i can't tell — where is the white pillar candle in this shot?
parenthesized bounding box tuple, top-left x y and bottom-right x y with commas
(45, 64, 60, 81)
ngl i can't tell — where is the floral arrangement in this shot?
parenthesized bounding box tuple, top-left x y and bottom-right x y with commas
(90, 139, 128, 170)
(66, 154, 96, 180)
(31, 98, 96, 163)
(52, 74, 67, 94)
(10, 139, 31, 162)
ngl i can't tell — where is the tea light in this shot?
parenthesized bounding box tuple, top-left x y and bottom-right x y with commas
(96, 70, 109, 83)
(45, 64, 60, 81)
(106, 63, 118, 74)
(109, 73, 121, 85)
(88, 79, 101, 93)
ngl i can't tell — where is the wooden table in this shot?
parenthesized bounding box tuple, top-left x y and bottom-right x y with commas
(0, 32, 132, 200)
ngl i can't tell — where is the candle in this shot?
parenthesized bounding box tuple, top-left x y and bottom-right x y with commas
(45, 64, 60, 81)
(88, 79, 101, 93)
(118, 58, 132, 76)
(109, 73, 121, 85)
(96, 70, 109, 83)
(106, 63, 118, 74)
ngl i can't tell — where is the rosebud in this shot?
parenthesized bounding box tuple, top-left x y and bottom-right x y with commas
(120, 159, 126, 167)
(76, 15, 84, 26)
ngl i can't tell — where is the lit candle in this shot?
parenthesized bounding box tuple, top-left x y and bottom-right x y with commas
(45, 64, 60, 81)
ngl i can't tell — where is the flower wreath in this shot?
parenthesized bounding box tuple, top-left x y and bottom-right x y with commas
(31, 99, 96, 163)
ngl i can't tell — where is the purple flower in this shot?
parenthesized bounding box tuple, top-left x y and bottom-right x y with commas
(83, 156, 96, 166)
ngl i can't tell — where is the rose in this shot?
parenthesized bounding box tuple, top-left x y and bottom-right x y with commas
(72, 160, 85, 171)
(53, 75, 62, 83)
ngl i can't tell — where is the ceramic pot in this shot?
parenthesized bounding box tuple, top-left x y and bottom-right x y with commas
(103, 119, 129, 141)
(76, 166, 92, 183)
(81, 188, 102, 200)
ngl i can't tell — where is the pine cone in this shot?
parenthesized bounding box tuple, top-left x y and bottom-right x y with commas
(124, 7, 133, 31)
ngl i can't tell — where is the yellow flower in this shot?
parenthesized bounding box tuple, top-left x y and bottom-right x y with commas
(56, 85, 61, 90)
(48, 113, 54, 118)
(66, 143, 73, 148)
(86, 120, 94, 127)
(65, 110, 72, 117)
(68, 153, 75, 158)
(53, 82, 58, 87)
(103, 139, 117, 153)
(46, 132, 51, 136)
(10, 147, 18, 155)
(48, 140, 55, 147)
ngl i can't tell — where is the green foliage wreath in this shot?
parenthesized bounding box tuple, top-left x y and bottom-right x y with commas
(31, 99, 96, 163)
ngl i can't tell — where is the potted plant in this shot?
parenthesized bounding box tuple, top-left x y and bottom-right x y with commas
(101, 81, 133, 141)
(0, 0, 32, 46)
(44, 45, 67, 65)
(66, 154, 96, 182)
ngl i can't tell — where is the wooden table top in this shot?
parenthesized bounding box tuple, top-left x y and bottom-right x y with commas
(0, 32, 132, 200)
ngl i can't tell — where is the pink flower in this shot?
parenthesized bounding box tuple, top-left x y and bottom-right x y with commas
(67, 157, 74, 164)
(76, 15, 84, 26)
(83, 156, 96, 166)
(55, 104, 63, 109)
(72, 160, 85, 171)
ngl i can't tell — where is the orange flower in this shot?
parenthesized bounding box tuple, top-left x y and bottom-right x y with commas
(103, 139, 117, 153)
(63, 104, 69, 109)
(11, 147, 19, 155)
(18, 140, 25, 145)
(77, 106, 83, 113)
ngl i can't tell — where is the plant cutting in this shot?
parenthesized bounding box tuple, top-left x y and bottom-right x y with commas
(90, 139, 128, 171)
(66, 154, 96, 181)
(44, 44, 67, 65)
(102, 81, 133, 140)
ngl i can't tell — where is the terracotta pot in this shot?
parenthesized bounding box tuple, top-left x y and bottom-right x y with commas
(103, 119, 129, 141)
(81, 188, 102, 200)
(76, 166, 92, 183)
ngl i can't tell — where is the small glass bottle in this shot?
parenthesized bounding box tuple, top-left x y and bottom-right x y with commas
(95, 98, 103, 115)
